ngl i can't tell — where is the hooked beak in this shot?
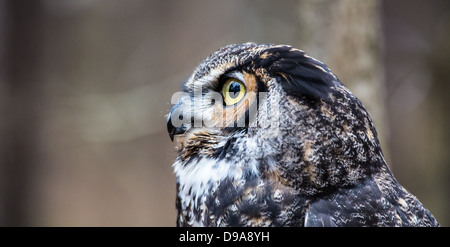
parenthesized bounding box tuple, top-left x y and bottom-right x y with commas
(167, 102, 187, 141)
(167, 119, 187, 141)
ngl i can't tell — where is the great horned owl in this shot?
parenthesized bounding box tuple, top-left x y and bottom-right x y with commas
(166, 43, 439, 227)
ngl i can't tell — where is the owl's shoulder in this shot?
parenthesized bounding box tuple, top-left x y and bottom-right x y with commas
(304, 170, 440, 227)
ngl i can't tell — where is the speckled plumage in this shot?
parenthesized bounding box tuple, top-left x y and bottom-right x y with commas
(167, 43, 440, 227)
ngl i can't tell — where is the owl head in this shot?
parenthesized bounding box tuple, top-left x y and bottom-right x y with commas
(167, 43, 385, 195)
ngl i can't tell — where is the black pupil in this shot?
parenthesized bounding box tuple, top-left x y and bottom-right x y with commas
(228, 81, 241, 99)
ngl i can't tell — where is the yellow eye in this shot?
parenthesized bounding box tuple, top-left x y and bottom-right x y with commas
(222, 78, 246, 105)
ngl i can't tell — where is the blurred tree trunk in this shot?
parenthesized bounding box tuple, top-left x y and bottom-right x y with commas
(429, 19, 450, 224)
(0, 0, 6, 225)
(296, 0, 388, 154)
(382, 0, 450, 224)
(0, 0, 43, 226)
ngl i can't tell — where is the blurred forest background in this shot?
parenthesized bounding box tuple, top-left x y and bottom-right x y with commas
(0, 0, 449, 226)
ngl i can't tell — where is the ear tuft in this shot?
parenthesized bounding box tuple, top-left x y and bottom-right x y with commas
(256, 46, 339, 101)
